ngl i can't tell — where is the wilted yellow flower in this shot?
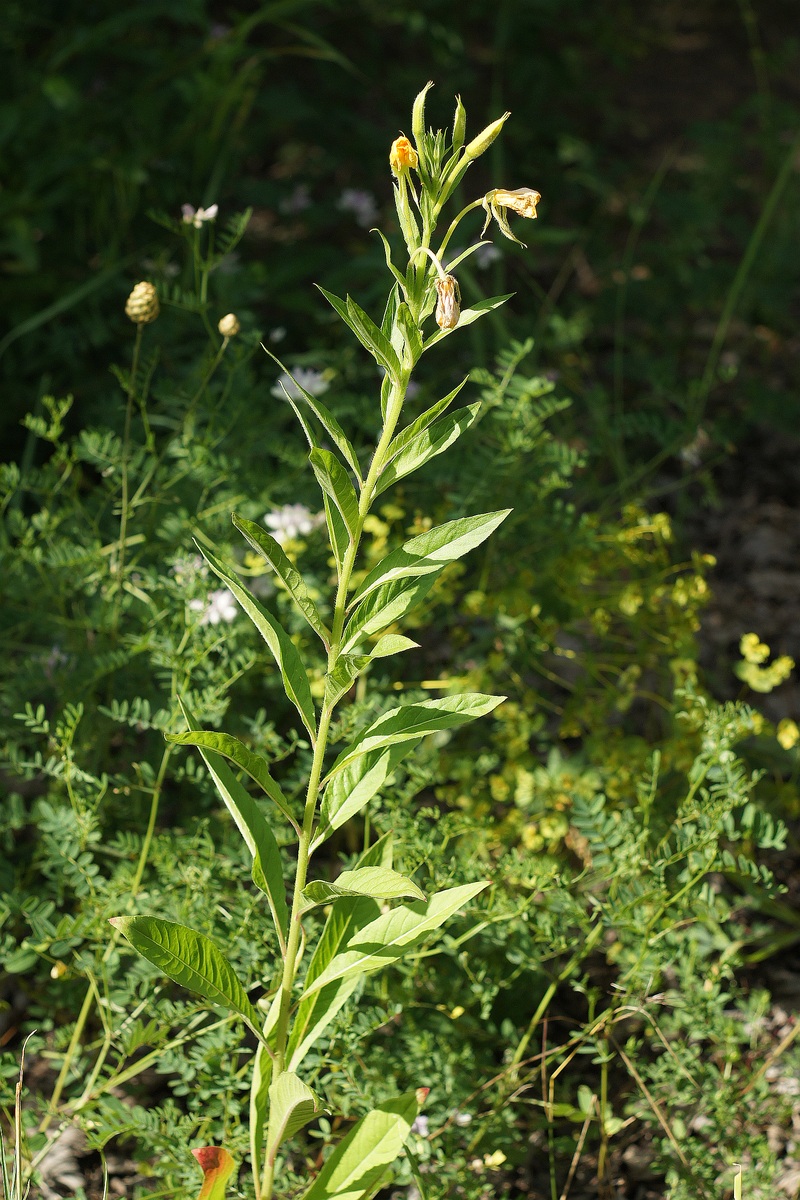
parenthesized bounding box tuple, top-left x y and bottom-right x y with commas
(125, 281, 159, 324)
(434, 274, 461, 330)
(481, 186, 541, 246)
(389, 135, 418, 175)
(218, 313, 240, 338)
(777, 719, 800, 750)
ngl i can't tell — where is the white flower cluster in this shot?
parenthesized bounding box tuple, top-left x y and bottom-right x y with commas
(264, 504, 324, 545)
(181, 203, 218, 228)
(189, 588, 237, 626)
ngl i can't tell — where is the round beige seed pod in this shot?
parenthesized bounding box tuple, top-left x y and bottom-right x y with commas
(218, 313, 241, 338)
(125, 281, 159, 324)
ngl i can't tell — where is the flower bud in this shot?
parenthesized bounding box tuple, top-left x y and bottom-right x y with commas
(434, 274, 461, 331)
(452, 95, 467, 153)
(218, 313, 240, 338)
(463, 112, 510, 161)
(124, 281, 159, 324)
(389, 135, 419, 176)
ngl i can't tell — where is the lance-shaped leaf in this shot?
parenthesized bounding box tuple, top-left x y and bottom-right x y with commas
(341, 573, 440, 651)
(174, 705, 289, 946)
(394, 302, 423, 368)
(266, 1073, 324, 1166)
(369, 634, 419, 659)
(314, 740, 421, 849)
(326, 694, 505, 781)
(310, 448, 360, 539)
(372, 229, 409, 293)
(351, 510, 511, 609)
(385, 378, 469, 462)
(192, 1148, 236, 1200)
(301, 882, 489, 999)
(317, 287, 403, 382)
(323, 493, 349, 573)
(287, 839, 390, 1070)
(301, 1092, 421, 1200)
(110, 917, 263, 1039)
(167, 729, 292, 825)
(324, 653, 372, 709)
(303, 867, 425, 908)
(424, 293, 514, 348)
(232, 514, 330, 645)
(262, 349, 362, 481)
(200, 547, 316, 738)
(375, 403, 481, 495)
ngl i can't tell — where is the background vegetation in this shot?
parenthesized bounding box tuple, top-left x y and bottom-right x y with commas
(2, 2, 800, 1198)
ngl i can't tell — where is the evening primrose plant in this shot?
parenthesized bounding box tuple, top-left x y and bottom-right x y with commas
(110, 86, 541, 1200)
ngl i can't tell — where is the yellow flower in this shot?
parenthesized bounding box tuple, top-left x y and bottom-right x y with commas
(777, 719, 799, 750)
(481, 186, 541, 246)
(218, 313, 240, 338)
(434, 274, 461, 330)
(389, 135, 419, 175)
(124, 281, 159, 324)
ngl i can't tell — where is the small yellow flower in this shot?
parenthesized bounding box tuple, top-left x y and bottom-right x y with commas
(434, 274, 461, 330)
(389, 135, 419, 175)
(481, 186, 542, 246)
(777, 719, 799, 750)
(218, 313, 240, 338)
(125, 281, 159, 324)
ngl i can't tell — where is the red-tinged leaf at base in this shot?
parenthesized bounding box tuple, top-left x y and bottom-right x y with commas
(192, 1147, 236, 1200)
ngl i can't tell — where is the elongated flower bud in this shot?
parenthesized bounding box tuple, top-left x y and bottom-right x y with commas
(125, 281, 159, 324)
(452, 95, 467, 153)
(218, 313, 240, 338)
(463, 112, 510, 161)
(390, 135, 419, 175)
(434, 274, 461, 330)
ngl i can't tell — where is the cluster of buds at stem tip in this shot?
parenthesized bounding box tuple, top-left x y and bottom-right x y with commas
(218, 313, 240, 338)
(125, 281, 159, 324)
(389, 135, 419, 176)
(481, 187, 542, 247)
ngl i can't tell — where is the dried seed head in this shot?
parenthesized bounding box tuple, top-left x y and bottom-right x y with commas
(434, 274, 461, 331)
(218, 313, 240, 338)
(389, 135, 419, 175)
(125, 281, 159, 324)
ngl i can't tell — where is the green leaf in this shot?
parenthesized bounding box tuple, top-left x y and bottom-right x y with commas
(385, 378, 469, 462)
(370, 634, 419, 659)
(303, 867, 425, 907)
(110, 917, 263, 1038)
(301, 882, 489, 998)
(324, 654, 372, 709)
(375, 403, 481, 495)
(301, 1092, 420, 1200)
(424, 293, 514, 347)
(231, 514, 330, 645)
(317, 287, 402, 381)
(192, 1148, 236, 1200)
(310, 448, 360, 538)
(326, 694, 505, 781)
(323, 493, 349, 573)
(287, 895, 381, 1071)
(175, 704, 289, 946)
(341, 573, 440, 651)
(200, 547, 316, 737)
(167, 729, 292, 825)
(371, 229, 409, 293)
(250, 1043, 272, 1183)
(314, 740, 421, 848)
(266, 1073, 323, 1165)
(394, 302, 423, 368)
(351, 510, 511, 609)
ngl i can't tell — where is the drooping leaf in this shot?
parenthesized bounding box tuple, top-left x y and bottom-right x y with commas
(303, 867, 425, 907)
(309, 449, 360, 538)
(192, 1147, 236, 1200)
(314, 740, 421, 848)
(231, 514, 330, 645)
(326, 694, 505, 780)
(167, 729, 292, 825)
(424, 293, 514, 347)
(266, 1073, 324, 1165)
(375, 403, 481, 494)
(200, 547, 316, 737)
(110, 917, 263, 1039)
(385, 378, 469, 462)
(300, 1092, 420, 1200)
(351, 510, 511, 608)
(300, 882, 489, 998)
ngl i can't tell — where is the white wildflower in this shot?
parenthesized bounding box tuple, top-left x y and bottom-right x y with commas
(453, 1110, 472, 1127)
(189, 588, 238, 626)
(264, 503, 324, 545)
(181, 203, 219, 228)
(411, 1116, 429, 1137)
(271, 368, 330, 400)
(337, 188, 379, 227)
